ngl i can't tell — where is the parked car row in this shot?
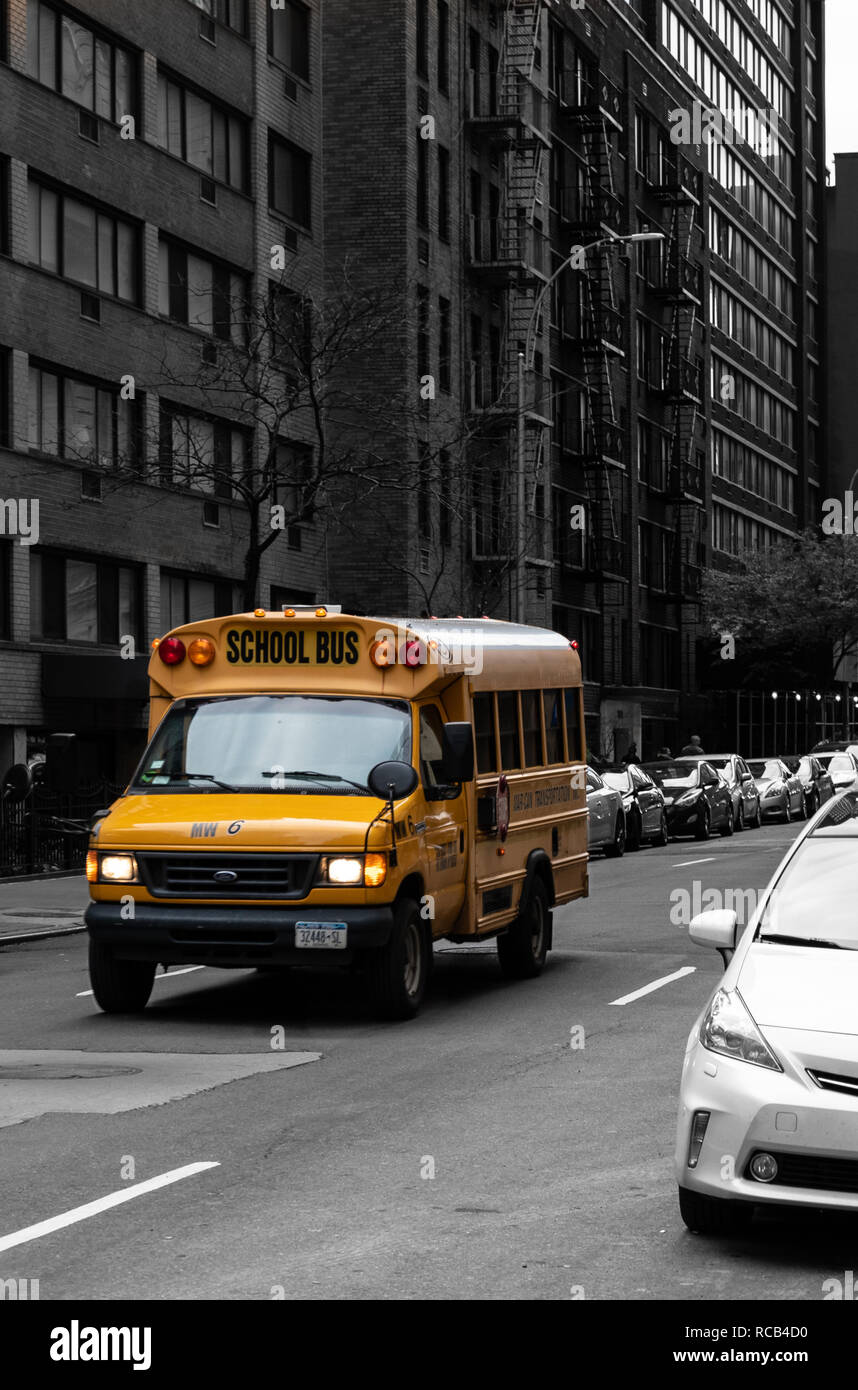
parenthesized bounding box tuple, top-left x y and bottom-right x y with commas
(586, 744, 858, 855)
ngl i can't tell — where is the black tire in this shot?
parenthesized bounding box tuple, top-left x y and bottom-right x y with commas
(651, 811, 669, 847)
(626, 810, 643, 852)
(678, 1186, 753, 1237)
(798, 792, 808, 821)
(783, 795, 792, 824)
(88, 939, 156, 1014)
(720, 803, 734, 837)
(366, 897, 429, 1021)
(734, 802, 745, 832)
(694, 805, 711, 841)
(497, 877, 550, 980)
(750, 799, 762, 829)
(603, 814, 626, 858)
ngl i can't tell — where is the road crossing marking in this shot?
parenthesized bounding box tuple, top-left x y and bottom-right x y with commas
(0, 1162, 220, 1254)
(609, 965, 696, 1006)
(76, 965, 206, 998)
(673, 858, 716, 868)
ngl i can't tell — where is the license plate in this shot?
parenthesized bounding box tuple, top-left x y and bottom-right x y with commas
(295, 922, 348, 949)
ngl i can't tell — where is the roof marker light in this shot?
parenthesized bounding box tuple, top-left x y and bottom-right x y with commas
(159, 637, 186, 666)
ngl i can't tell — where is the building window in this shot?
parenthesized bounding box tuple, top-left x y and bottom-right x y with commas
(438, 2, 449, 92)
(269, 283, 313, 378)
(159, 405, 249, 498)
(27, 2, 137, 122)
(158, 240, 246, 342)
(190, 0, 248, 35)
(417, 135, 429, 228)
(28, 181, 139, 303)
(438, 297, 451, 392)
(439, 449, 452, 547)
(160, 569, 242, 630)
(30, 550, 141, 645)
(269, 0, 309, 80)
(438, 144, 450, 241)
(417, 285, 430, 378)
(416, 0, 429, 79)
(157, 73, 248, 193)
(269, 134, 312, 229)
(28, 363, 137, 468)
(275, 440, 313, 549)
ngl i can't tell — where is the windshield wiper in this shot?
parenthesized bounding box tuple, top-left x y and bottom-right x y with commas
(166, 772, 238, 792)
(262, 770, 368, 792)
(758, 932, 846, 950)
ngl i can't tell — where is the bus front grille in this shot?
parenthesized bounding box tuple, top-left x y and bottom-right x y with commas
(137, 852, 319, 900)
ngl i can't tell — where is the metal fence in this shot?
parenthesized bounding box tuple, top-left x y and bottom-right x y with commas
(0, 781, 124, 878)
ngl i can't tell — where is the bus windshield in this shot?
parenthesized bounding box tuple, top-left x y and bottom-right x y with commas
(131, 694, 412, 794)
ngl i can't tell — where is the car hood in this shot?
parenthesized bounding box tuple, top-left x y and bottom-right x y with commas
(91, 792, 390, 851)
(738, 943, 858, 1035)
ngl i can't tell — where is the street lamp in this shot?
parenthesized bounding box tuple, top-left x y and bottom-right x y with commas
(514, 231, 665, 623)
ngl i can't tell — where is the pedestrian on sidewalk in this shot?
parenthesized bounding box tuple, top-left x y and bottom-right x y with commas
(680, 734, 705, 755)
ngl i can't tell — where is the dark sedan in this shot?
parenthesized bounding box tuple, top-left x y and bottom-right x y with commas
(601, 765, 669, 850)
(641, 759, 734, 840)
(791, 754, 835, 816)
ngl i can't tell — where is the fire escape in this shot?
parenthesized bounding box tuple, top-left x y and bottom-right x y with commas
(557, 66, 627, 675)
(466, 0, 551, 585)
(648, 151, 705, 606)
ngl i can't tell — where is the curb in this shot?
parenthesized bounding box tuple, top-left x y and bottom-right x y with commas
(0, 923, 86, 946)
(0, 871, 85, 885)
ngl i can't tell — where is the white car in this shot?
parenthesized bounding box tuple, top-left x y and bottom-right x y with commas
(814, 749, 858, 794)
(676, 789, 858, 1235)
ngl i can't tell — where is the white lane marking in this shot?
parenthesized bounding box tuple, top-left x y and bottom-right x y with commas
(673, 858, 716, 868)
(0, 1161, 220, 1254)
(76, 965, 206, 998)
(609, 965, 696, 1007)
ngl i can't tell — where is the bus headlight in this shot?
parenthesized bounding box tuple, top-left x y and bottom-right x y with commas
(97, 853, 139, 883)
(317, 855, 388, 887)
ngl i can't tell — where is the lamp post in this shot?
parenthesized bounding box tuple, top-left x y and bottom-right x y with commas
(514, 231, 665, 623)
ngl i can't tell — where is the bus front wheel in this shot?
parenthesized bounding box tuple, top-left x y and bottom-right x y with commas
(88, 940, 156, 1014)
(366, 897, 429, 1021)
(497, 878, 550, 980)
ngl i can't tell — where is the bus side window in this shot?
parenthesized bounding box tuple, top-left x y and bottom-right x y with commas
(543, 689, 563, 764)
(497, 691, 521, 770)
(565, 688, 582, 762)
(521, 690, 543, 766)
(473, 693, 497, 774)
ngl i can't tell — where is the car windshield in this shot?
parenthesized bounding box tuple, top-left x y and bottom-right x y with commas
(798, 757, 813, 777)
(602, 772, 631, 792)
(757, 837, 858, 949)
(828, 754, 855, 777)
(703, 756, 729, 771)
(644, 763, 697, 789)
(130, 694, 412, 793)
(748, 759, 781, 780)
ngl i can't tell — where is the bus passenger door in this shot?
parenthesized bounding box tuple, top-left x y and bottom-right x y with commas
(416, 703, 468, 934)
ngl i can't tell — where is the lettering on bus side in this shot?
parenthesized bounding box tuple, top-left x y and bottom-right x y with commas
(191, 822, 219, 838)
(512, 786, 570, 813)
(224, 628, 360, 666)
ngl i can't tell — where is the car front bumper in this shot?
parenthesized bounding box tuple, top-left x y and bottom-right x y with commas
(85, 900, 395, 967)
(664, 801, 705, 835)
(676, 1034, 858, 1211)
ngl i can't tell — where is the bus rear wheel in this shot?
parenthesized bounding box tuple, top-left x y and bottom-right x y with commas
(88, 940, 156, 1014)
(367, 897, 429, 1021)
(497, 878, 549, 980)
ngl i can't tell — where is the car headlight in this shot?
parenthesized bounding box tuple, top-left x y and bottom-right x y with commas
(317, 855, 387, 887)
(676, 790, 700, 805)
(763, 782, 784, 797)
(86, 851, 139, 883)
(699, 988, 782, 1071)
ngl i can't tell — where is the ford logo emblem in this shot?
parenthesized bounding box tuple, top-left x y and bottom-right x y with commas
(213, 870, 238, 883)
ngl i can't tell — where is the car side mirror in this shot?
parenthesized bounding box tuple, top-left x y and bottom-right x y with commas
(441, 722, 475, 783)
(689, 909, 738, 968)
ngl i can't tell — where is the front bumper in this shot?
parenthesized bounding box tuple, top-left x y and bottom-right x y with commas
(85, 900, 395, 967)
(665, 800, 704, 835)
(675, 1037, 858, 1211)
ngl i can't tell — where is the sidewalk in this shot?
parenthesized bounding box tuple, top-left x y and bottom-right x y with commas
(0, 873, 89, 944)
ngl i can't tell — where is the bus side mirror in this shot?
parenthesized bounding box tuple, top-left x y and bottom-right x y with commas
(367, 761, 418, 801)
(441, 723, 474, 783)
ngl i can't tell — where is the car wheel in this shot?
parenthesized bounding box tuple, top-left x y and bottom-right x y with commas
(750, 800, 762, 829)
(652, 811, 669, 847)
(604, 814, 625, 858)
(798, 792, 808, 820)
(366, 897, 430, 1020)
(497, 878, 550, 980)
(734, 802, 745, 832)
(694, 805, 711, 841)
(719, 803, 734, 836)
(626, 810, 642, 852)
(783, 795, 792, 824)
(88, 940, 156, 1014)
(678, 1186, 753, 1237)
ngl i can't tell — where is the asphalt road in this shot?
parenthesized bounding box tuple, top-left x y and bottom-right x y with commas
(1, 819, 854, 1302)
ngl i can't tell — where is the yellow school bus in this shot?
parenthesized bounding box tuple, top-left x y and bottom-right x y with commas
(85, 605, 588, 1019)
